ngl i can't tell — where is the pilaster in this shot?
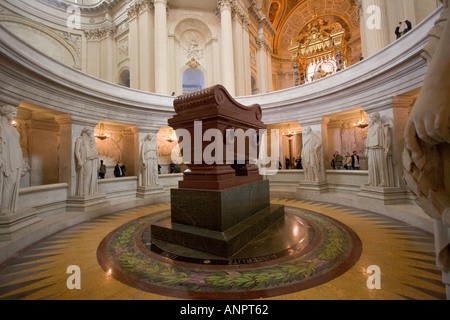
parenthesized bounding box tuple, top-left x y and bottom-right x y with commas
(218, 0, 236, 95)
(154, 0, 168, 94)
(360, 0, 390, 57)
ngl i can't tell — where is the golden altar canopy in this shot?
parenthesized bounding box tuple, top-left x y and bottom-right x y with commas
(288, 15, 347, 85)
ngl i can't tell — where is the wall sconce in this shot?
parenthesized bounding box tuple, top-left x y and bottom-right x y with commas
(164, 128, 177, 143)
(282, 131, 296, 138)
(353, 110, 368, 128)
(95, 123, 110, 140)
(282, 124, 296, 138)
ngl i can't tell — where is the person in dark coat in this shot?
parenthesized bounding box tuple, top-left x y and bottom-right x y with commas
(114, 161, 126, 177)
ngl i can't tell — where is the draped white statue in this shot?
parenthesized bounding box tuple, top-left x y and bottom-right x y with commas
(141, 133, 159, 187)
(365, 112, 394, 187)
(301, 127, 322, 182)
(0, 105, 24, 214)
(74, 127, 99, 196)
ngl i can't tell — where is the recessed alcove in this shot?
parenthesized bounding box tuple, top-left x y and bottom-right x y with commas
(94, 121, 138, 178)
(16, 101, 68, 187)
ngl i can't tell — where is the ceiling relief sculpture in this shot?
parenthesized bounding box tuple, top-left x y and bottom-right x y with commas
(174, 18, 212, 67)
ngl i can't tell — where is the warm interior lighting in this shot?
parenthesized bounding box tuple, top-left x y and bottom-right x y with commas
(11, 120, 17, 127)
(95, 123, 110, 140)
(353, 110, 368, 128)
(282, 131, 296, 138)
(164, 128, 177, 143)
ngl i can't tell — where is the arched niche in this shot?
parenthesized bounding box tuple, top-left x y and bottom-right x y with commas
(182, 67, 205, 94)
(15, 101, 68, 187)
(118, 69, 130, 88)
(170, 16, 216, 93)
(94, 121, 138, 178)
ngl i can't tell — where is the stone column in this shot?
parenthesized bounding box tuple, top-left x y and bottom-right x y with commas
(138, 0, 154, 92)
(232, 7, 245, 96)
(392, 95, 415, 188)
(154, 0, 168, 95)
(242, 18, 252, 95)
(218, 0, 236, 96)
(256, 32, 267, 93)
(99, 24, 116, 83)
(55, 114, 73, 189)
(127, 4, 140, 89)
(266, 42, 273, 92)
(360, 0, 390, 57)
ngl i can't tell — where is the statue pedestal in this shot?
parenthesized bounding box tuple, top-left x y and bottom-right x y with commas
(0, 208, 42, 241)
(137, 185, 166, 201)
(297, 181, 329, 200)
(66, 193, 109, 212)
(357, 186, 412, 205)
(151, 180, 284, 258)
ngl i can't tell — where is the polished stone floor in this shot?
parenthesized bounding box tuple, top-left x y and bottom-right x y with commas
(0, 198, 446, 300)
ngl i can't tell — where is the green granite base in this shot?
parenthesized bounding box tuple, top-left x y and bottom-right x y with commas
(151, 179, 285, 258)
(151, 203, 284, 258)
(170, 179, 270, 231)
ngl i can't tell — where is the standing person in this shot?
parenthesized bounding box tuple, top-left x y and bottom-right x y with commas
(332, 151, 344, 170)
(114, 161, 126, 178)
(0, 105, 24, 213)
(343, 152, 352, 170)
(403, 20, 412, 35)
(395, 22, 403, 39)
(75, 127, 99, 196)
(285, 157, 291, 170)
(98, 160, 106, 179)
(296, 155, 302, 169)
(301, 127, 322, 182)
(351, 151, 360, 170)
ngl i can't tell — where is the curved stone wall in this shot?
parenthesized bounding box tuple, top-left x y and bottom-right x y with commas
(0, 7, 442, 264)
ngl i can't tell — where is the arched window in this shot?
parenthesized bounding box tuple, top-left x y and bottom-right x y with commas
(118, 69, 130, 87)
(269, 2, 279, 24)
(182, 68, 204, 94)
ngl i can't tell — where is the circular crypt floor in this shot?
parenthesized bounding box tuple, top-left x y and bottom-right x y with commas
(0, 198, 446, 300)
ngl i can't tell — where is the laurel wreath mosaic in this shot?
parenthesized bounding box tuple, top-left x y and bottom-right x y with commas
(97, 207, 362, 299)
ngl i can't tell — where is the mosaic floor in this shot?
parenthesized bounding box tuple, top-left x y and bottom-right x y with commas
(0, 198, 446, 300)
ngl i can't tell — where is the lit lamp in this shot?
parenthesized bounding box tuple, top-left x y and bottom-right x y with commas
(164, 128, 177, 143)
(95, 123, 110, 140)
(353, 110, 368, 128)
(282, 124, 296, 138)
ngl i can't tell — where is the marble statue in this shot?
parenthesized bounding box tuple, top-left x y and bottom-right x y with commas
(365, 112, 394, 187)
(0, 105, 24, 214)
(403, 0, 449, 297)
(301, 127, 322, 182)
(74, 127, 99, 196)
(141, 133, 159, 187)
